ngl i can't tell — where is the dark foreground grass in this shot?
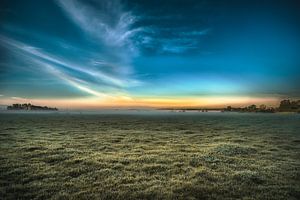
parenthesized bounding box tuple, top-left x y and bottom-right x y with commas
(0, 112, 299, 199)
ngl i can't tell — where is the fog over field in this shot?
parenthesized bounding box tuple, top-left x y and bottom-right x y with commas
(0, 112, 299, 199)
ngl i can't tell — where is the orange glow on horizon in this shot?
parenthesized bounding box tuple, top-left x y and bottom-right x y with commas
(0, 95, 281, 110)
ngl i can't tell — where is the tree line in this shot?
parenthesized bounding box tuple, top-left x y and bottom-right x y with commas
(223, 99, 300, 113)
(7, 103, 58, 111)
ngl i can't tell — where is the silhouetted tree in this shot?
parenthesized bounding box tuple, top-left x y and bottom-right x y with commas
(248, 105, 257, 111)
(259, 104, 266, 110)
(279, 100, 291, 110)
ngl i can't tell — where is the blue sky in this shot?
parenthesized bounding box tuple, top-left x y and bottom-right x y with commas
(0, 0, 300, 108)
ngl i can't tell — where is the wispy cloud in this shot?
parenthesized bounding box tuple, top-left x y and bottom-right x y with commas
(57, 0, 211, 56)
(179, 29, 210, 37)
(56, 0, 140, 52)
(11, 96, 28, 101)
(1, 0, 146, 101)
(37, 60, 109, 98)
(1, 1, 210, 101)
(0, 36, 128, 87)
(132, 25, 210, 54)
(0, 35, 139, 98)
(51, 0, 144, 97)
(159, 38, 199, 54)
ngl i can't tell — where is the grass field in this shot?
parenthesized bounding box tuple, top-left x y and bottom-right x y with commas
(0, 112, 299, 199)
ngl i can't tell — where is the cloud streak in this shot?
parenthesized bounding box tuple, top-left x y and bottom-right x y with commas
(131, 25, 210, 54)
(0, 36, 128, 87)
(36, 60, 109, 98)
(0, 35, 138, 98)
(56, 0, 140, 52)
(56, 0, 210, 55)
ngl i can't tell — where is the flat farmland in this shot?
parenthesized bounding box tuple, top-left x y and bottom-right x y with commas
(0, 112, 299, 199)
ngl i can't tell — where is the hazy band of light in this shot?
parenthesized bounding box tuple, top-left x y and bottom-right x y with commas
(0, 96, 280, 109)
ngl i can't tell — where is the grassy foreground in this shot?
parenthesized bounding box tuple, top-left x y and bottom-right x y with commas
(0, 112, 299, 199)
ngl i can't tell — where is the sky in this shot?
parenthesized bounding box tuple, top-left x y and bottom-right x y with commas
(0, 0, 300, 109)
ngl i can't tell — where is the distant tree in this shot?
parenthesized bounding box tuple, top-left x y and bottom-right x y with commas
(279, 100, 291, 110)
(259, 104, 267, 110)
(7, 103, 58, 111)
(290, 101, 298, 110)
(248, 104, 257, 111)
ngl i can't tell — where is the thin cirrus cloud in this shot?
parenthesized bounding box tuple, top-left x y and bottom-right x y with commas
(0, 35, 133, 98)
(56, 0, 209, 55)
(56, 0, 140, 52)
(1, 0, 147, 100)
(160, 38, 199, 54)
(10, 96, 29, 101)
(132, 24, 211, 54)
(0, 36, 130, 87)
(34, 59, 110, 98)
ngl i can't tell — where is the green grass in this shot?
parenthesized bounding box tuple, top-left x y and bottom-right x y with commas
(0, 112, 299, 199)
